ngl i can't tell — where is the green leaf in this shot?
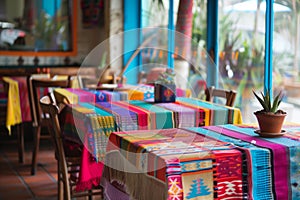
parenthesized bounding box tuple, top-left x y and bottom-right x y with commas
(271, 92, 282, 112)
(265, 90, 271, 111)
(253, 91, 268, 111)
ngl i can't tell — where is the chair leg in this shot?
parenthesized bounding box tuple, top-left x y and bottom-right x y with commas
(17, 123, 25, 164)
(31, 126, 41, 175)
(57, 162, 64, 200)
(88, 191, 93, 200)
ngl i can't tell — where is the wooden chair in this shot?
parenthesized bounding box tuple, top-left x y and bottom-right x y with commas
(205, 86, 237, 107)
(39, 95, 103, 200)
(29, 77, 70, 175)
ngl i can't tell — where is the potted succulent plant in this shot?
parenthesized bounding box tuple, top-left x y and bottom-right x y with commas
(154, 68, 176, 103)
(253, 89, 287, 135)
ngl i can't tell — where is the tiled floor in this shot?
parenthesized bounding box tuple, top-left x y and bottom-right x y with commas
(0, 134, 58, 200)
(0, 128, 102, 200)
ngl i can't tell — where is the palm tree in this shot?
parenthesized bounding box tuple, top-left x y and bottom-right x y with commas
(175, 0, 193, 59)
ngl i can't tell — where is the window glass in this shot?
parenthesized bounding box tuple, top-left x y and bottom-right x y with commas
(219, 0, 266, 123)
(140, 0, 209, 97)
(273, 0, 299, 123)
(140, 0, 178, 78)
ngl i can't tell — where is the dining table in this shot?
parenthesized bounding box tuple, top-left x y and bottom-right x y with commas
(1, 74, 75, 163)
(105, 123, 300, 200)
(2, 74, 77, 132)
(2, 76, 32, 132)
(59, 96, 243, 192)
(1, 76, 34, 163)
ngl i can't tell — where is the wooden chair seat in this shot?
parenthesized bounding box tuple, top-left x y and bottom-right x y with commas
(39, 95, 103, 200)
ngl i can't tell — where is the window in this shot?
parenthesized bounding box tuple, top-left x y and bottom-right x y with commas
(125, 0, 299, 123)
(273, 0, 300, 123)
(0, 0, 77, 56)
(218, 0, 266, 122)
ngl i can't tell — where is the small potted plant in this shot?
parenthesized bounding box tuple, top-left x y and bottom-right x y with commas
(154, 68, 176, 103)
(253, 89, 287, 135)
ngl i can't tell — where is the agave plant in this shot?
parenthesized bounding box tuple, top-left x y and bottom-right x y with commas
(253, 89, 285, 114)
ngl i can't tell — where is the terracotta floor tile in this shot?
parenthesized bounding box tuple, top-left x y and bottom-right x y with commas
(0, 136, 103, 200)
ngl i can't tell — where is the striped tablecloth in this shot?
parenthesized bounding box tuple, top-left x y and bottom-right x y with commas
(60, 97, 242, 191)
(106, 124, 300, 200)
(54, 84, 191, 104)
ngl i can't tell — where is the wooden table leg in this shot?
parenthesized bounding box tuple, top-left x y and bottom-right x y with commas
(17, 123, 25, 164)
(31, 126, 41, 175)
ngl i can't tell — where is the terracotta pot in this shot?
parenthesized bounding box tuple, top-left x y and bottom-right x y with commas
(254, 112, 286, 133)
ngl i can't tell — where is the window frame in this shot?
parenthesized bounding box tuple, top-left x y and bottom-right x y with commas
(123, 0, 274, 92)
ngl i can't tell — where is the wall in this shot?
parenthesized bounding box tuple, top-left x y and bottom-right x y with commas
(106, 0, 124, 75)
(0, 0, 107, 67)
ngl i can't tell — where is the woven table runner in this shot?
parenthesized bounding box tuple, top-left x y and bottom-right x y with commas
(156, 102, 196, 128)
(79, 103, 115, 160)
(54, 88, 79, 104)
(61, 104, 104, 191)
(175, 98, 208, 126)
(129, 100, 174, 129)
(67, 88, 95, 102)
(177, 97, 229, 125)
(111, 101, 149, 130)
(223, 124, 300, 199)
(94, 102, 138, 132)
(187, 126, 274, 199)
(208, 125, 291, 200)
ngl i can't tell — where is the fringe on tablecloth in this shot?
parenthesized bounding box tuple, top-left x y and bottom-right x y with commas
(103, 150, 168, 200)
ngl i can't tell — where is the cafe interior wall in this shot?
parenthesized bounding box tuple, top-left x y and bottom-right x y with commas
(0, 0, 109, 67)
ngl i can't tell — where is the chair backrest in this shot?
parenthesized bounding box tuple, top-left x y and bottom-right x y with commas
(77, 68, 121, 89)
(29, 77, 70, 127)
(39, 95, 71, 199)
(205, 86, 237, 107)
